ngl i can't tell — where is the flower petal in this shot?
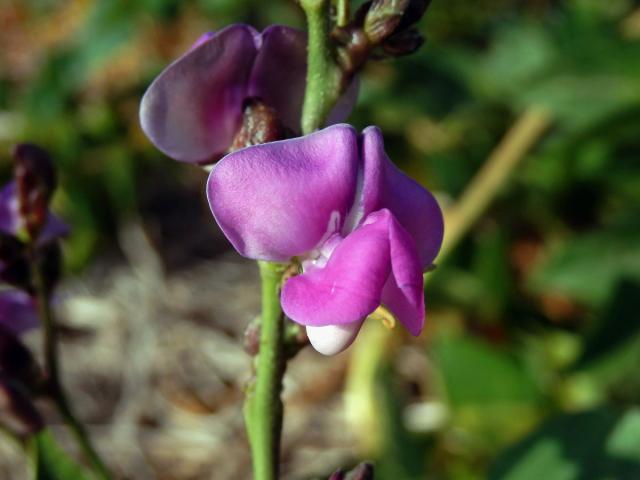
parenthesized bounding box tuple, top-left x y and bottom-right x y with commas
(306, 322, 364, 355)
(140, 25, 259, 163)
(207, 124, 360, 260)
(282, 209, 424, 337)
(249, 26, 307, 133)
(360, 126, 444, 267)
(0, 183, 20, 235)
(0, 290, 38, 336)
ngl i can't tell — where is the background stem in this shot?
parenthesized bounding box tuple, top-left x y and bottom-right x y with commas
(437, 107, 551, 262)
(30, 249, 111, 480)
(243, 261, 286, 480)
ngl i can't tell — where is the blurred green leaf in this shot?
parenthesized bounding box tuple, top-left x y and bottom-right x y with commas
(489, 408, 640, 480)
(435, 335, 540, 406)
(529, 223, 640, 308)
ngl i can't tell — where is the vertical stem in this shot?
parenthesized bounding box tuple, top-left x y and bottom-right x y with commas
(244, 261, 286, 480)
(30, 249, 111, 480)
(301, 0, 343, 134)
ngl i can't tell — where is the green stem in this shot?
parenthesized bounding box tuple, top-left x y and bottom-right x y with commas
(301, 0, 343, 134)
(30, 250, 111, 480)
(243, 261, 287, 480)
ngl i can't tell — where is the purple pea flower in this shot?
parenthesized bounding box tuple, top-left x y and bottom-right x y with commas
(140, 24, 357, 164)
(0, 290, 38, 336)
(0, 182, 68, 243)
(207, 124, 443, 355)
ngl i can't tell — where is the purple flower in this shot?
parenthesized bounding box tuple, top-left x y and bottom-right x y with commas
(140, 24, 358, 164)
(207, 124, 443, 354)
(0, 290, 38, 336)
(0, 182, 68, 243)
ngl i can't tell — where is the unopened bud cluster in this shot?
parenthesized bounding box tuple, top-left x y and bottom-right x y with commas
(333, 0, 431, 75)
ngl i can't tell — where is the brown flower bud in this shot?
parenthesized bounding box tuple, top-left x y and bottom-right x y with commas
(329, 469, 346, 480)
(347, 462, 374, 480)
(364, 0, 410, 44)
(381, 28, 425, 57)
(12, 143, 57, 241)
(230, 98, 287, 152)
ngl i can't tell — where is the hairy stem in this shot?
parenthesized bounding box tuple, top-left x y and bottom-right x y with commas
(30, 250, 111, 480)
(301, 0, 343, 134)
(244, 261, 287, 480)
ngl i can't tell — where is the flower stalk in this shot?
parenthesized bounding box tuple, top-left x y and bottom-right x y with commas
(29, 248, 111, 480)
(243, 261, 287, 480)
(301, 0, 343, 134)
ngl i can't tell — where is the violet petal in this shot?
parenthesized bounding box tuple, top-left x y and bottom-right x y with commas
(249, 26, 308, 133)
(360, 126, 444, 267)
(0, 290, 38, 336)
(207, 125, 360, 260)
(140, 24, 259, 163)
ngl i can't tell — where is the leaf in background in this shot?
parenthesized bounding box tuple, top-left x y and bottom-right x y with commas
(529, 224, 640, 308)
(434, 335, 540, 406)
(29, 430, 90, 480)
(489, 408, 640, 480)
(432, 332, 544, 454)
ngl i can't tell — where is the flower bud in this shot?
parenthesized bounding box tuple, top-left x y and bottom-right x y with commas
(229, 98, 287, 153)
(347, 462, 375, 480)
(12, 143, 57, 241)
(381, 28, 425, 57)
(329, 469, 346, 480)
(364, 0, 410, 45)
(329, 462, 375, 480)
(243, 320, 261, 356)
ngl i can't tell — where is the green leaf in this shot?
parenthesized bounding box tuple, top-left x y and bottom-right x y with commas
(30, 430, 90, 480)
(434, 336, 540, 406)
(529, 224, 640, 308)
(489, 408, 640, 480)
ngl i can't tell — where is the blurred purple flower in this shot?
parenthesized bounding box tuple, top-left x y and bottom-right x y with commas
(0, 290, 38, 336)
(139, 24, 358, 164)
(0, 182, 68, 243)
(207, 124, 443, 354)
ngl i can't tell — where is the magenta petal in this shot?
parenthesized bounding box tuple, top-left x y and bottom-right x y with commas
(360, 126, 444, 267)
(207, 125, 360, 260)
(0, 290, 38, 336)
(140, 25, 259, 163)
(282, 209, 424, 336)
(249, 26, 307, 133)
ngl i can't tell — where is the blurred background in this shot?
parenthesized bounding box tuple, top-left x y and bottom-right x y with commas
(1, 0, 640, 478)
